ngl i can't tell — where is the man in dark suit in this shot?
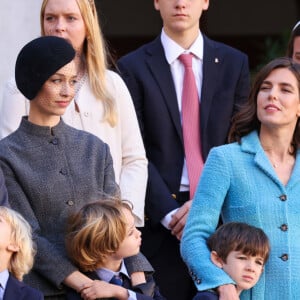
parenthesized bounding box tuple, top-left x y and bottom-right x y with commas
(117, 1, 250, 299)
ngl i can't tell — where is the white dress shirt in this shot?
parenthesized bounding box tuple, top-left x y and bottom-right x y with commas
(96, 260, 136, 300)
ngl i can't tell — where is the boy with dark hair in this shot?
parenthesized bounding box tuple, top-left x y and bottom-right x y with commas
(193, 222, 270, 300)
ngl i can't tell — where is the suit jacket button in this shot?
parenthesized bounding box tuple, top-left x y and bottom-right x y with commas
(171, 194, 177, 199)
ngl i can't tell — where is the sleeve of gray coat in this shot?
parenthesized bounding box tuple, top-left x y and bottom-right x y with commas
(0, 167, 9, 207)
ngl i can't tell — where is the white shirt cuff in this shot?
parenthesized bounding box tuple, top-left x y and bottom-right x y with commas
(160, 208, 179, 229)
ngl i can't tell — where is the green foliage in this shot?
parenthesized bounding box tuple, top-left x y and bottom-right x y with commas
(255, 30, 290, 72)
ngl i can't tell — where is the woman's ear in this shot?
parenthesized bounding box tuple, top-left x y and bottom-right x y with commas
(7, 243, 19, 253)
(210, 251, 224, 268)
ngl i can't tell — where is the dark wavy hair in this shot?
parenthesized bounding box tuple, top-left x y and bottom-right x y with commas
(286, 21, 300, 58)
(228, 57, 300, 154)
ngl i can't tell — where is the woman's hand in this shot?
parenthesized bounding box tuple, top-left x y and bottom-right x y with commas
(218, 284, 239, 300)
(80, 280, 128, 300)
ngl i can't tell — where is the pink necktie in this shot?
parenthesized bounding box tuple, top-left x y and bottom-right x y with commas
(179, 53, 203, 199)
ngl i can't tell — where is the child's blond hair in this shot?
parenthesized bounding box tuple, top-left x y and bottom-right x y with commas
(0, 206, 36, 280)
(66, 198, 133, 272)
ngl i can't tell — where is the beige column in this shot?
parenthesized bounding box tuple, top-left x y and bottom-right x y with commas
(0, 1, 42, 97)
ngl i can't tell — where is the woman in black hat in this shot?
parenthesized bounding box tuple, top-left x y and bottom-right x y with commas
(0, 36, 121, 299)
(0, 0, 147, 231)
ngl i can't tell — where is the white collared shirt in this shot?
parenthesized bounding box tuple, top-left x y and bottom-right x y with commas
(96, 260, 136, 300)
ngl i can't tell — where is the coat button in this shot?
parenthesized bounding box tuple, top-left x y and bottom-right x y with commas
(280, 254, 288, 261)
(60, 168, 68, 175)
(67, 200, 74, 206)
(50, 138, 58, 145)
(196, 279, 202, 284)
(280, 224, 288, 231)
(279, 194, 287, 201)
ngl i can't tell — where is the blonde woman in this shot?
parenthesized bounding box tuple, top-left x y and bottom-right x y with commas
(0, 0, 147, 227)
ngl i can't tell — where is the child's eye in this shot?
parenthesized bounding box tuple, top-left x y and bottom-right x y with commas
(255, 260, 263, 266)
(128, 230, 134, 236)
(238, 256, 247, 260)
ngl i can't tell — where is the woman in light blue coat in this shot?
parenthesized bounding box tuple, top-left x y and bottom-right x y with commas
(181, 57, 300, 300)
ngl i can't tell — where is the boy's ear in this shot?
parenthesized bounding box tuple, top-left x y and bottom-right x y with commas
(7, 243, 19, 252)
(210, 251, 224, 268)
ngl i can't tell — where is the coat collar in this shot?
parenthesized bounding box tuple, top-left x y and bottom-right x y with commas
(241, 131, 300, 189)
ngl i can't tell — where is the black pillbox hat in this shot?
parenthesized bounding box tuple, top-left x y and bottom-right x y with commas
(15, 36, 75, 100)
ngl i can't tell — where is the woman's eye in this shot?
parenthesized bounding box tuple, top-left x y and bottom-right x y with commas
(68, 16, 76, 21)
(260, 85, 270, 91)
(45, 16, 55, 21)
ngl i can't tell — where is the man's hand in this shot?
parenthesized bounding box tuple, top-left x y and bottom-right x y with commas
(168, 199, 192, 240)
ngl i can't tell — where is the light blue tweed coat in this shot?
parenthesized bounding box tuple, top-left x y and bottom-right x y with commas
(181, 130, 300, 300)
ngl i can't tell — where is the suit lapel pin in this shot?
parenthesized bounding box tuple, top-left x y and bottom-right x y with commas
(214, 58, 219, 63)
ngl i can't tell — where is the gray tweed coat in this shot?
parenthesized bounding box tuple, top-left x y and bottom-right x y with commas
(0, 117, 120, 296)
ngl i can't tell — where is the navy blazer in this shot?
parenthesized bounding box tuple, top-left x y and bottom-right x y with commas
(117, 35, 250, 255)
(3, 274, 43, 300)
(193, 291, 219, 300)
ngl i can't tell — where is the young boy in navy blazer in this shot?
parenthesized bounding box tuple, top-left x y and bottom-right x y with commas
(65, 198, 165, 300)
(0, 206, 43, 300)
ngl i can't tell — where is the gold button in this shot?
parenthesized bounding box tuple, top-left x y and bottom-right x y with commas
(171, 194, 177, 199)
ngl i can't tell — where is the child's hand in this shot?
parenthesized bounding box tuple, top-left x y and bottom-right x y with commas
(80, 280, 129, 300)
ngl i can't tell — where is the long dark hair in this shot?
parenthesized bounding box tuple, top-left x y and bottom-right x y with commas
(228, 57, 300, 153)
